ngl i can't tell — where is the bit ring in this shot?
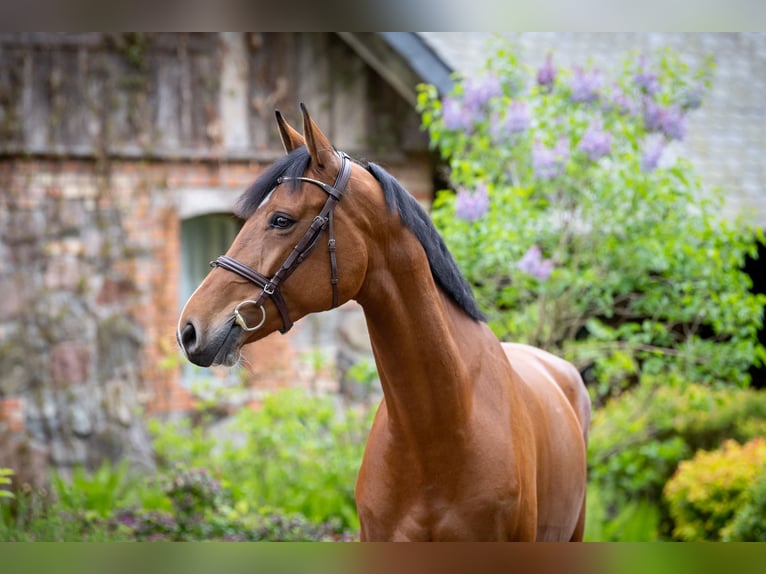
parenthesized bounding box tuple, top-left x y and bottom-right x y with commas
(233, 300, 267, 332)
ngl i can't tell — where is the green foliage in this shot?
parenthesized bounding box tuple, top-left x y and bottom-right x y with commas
(585, 484, 661, 542)
(664, 438, 766, 541)
(0, 468, 13, 500)
(150, 387, 374, 530)
(418, 42, 765, 404)
(588, 382, 766, 540)
(2, 388, 370, 541)
(0, 464, 351, 541)
(727, 473, 766, 541)
(50, 460, 144, 519)
(110, 466, 350, 541)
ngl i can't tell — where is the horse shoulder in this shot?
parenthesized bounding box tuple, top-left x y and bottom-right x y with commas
(501, 342, 591, 440)
(500, 342, 589, 540)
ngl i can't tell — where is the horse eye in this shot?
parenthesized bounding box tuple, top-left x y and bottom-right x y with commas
(269, 213, 294, 230)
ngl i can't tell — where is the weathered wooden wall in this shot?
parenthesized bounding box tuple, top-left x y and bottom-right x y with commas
(0, 33, 428, 160)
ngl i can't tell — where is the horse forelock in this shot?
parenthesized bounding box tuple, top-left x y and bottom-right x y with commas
(234, 147, 311, 219)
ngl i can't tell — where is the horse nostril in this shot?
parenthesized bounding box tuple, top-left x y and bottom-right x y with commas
(181, 322, 197, 353)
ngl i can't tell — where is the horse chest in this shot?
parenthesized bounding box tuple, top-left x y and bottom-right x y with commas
(358, 484, 527, 541)
(356, 449, 528, 541)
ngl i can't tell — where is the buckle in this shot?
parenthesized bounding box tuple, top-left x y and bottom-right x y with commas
(263, 282, 276, 295)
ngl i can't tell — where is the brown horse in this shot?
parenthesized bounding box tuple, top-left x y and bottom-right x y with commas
(177, 105, 590, 541)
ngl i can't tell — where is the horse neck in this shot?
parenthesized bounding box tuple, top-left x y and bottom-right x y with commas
(356, 232, 486, 456)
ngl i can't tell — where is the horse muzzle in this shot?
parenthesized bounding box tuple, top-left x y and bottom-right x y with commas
(178, 318, 243, 367)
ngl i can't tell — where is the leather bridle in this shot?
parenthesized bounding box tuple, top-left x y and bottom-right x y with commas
(210, 151, 352, 334)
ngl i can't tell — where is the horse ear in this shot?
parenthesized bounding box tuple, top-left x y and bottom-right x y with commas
(275, 110, 305, 153)
(300, 102, 338, 171)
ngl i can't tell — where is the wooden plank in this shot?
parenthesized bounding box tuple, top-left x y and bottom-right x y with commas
(0, 33, 104, 48)
(248, 32, 294, 152)
(295, 34, 331, 138)
(329, 34, 367, 153)
(0, 46, 25, 145)
(189, 42, 220, 149)
(155, 51, 182, 149)
(22, 47, 49, 151)
(219, 33, 250, 151)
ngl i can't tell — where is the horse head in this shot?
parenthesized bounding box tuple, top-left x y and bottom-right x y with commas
(177, 105, 377, 367)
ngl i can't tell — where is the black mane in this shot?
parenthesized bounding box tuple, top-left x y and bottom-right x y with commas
(234, 146, 485, 322)
(366, 162, 485, 322)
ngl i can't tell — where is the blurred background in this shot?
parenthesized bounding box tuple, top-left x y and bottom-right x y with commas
(0, 32, 765, 541)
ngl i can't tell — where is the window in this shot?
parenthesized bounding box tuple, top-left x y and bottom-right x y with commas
(179, 213, 243, 391)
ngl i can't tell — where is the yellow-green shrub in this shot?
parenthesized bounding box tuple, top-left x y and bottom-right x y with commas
(664, 438, 766, 541)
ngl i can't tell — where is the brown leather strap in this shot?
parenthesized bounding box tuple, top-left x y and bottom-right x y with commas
(210, 255, 293, 332)
(211, 151, 352, 334)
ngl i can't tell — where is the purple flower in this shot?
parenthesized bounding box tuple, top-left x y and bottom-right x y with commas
(634, 56, 661, 95)
(503, 100, 531, 133)
(570, 67, 601, 103)
(537, 53, 556, 89)
(442, 97, 474, 131)
(604, 85, 635, 116)
(532, 138, 570, 180)
(660, 106, 687, 141)
(517, 246, 554, 280)
(455, 184, 490, 222)
(491, 100, 531, 142)
(641, 136, 665, 173)
(642, 98, 663, 132)
(643, 99, 687, 141)
(578, 118, 612, 161)
(681, 84, 704, 111)
(441, 73, 502, 133)
(463, 74, 503, 111)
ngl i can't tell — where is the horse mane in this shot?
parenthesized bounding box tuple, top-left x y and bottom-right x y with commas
(234, 146, 485, 322)
(366, 162, 486, 323)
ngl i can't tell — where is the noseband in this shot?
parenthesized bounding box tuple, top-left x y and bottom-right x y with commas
(210, 152, 352, 334)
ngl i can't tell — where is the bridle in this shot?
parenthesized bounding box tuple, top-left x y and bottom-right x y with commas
(210, 151, 352, 334)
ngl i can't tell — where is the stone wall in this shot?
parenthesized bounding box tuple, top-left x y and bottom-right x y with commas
(0, 154, 293, 477)
(0, 157, 156, 476)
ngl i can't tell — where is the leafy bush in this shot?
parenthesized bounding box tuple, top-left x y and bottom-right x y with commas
(0, 388, 368, 541)
(150, 388, 374, 530)
(664, 438, 766, 541)
(0, 463, 351, 541)
(107, 466, 352, 541)
(49, 460, 144, 518)
(727, 473, 766, 541)
(418, 42, 765, 404)
(587, 382, 766, 540)
(0, 468, 13, 500)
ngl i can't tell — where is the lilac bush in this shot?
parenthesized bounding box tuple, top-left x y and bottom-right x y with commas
(418, 45, 765, 405)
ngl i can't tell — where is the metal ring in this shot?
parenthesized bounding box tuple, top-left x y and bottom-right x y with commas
(233, 300, 267, 332)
